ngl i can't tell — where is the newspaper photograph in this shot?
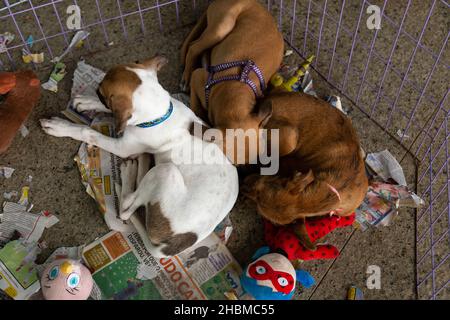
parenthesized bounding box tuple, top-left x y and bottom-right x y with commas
(0, 240, 41, 300)
(82, 231, 243, 300)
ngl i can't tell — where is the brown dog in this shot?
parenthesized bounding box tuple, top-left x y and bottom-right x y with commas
(0, 71, 40, 154)
(242, 91, 368, 226)
(181, 0, 284, 163)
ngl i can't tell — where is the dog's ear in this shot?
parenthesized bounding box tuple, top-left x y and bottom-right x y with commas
(254, 99, 273, 127)
(140, 55, 168, 72)
(287, 169, 315, 195)
(110, 95, 133, 135)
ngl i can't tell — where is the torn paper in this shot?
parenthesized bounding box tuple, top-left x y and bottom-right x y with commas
(365, 149, 407, 186)
(41, 62, 67, 93)
(0, 166, 15, 179)
(0, 240, 41, 300)
(22, 51, 44, 64)
(82, 231, 243, 300)
(61, 60, 106, 125)
(0, 202, 59, 244)
(0, 32, 14, 53)
(396, 129, 410, 140)
(19, 125, 29, 137)
(52, 30, 90, 63)
(355, 181, 424, 230)
(3, 191, 18, 200)
(136, 262, 159, 281)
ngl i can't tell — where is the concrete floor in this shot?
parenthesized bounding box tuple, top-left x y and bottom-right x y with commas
(1, 0, 449, 299)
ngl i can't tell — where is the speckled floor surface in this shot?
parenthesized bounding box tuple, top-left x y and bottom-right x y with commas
(1, 0, 449, 299)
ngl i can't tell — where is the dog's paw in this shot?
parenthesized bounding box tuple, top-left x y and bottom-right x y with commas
(40, 117, 77, 138)
(120, 193, 137, 220)
(73, 95, 102, 112)
(120, 159, 138, 185)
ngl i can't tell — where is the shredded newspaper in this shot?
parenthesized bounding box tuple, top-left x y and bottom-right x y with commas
(0, 202, 59, 244)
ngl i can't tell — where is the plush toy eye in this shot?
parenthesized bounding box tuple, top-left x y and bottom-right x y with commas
(67, 273, 80, 288)
(48, 266, 59, 280)
(278, 277, 288, 287)
(256, 266, 266, 274)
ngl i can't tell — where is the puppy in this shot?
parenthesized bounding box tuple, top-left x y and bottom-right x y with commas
(0, 71, 40, 154)
(242, 91, 368, 226)
(40, 56, 239, 257)
(181, 0, 284, 163)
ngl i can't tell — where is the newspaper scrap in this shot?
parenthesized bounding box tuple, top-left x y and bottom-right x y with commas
(213, 216, 233, 245)
(61, 60, 106, 125)
(82, 231, 243, 300)
(41, 62, 67, 93)
(42, 31, 89, 92)
(74, 115, 133, 232)
(3, 191, 18, 200)
(22, 51, 44, 64)
(0, 166, 15, 179)
(0, 239, 41, 300)
(326, 95, 351, 115)
(355, 150, 424, 230)
(355, 181, 424, 230)
(51, 30, 90, 63)
(0, 202, 59, 244)
(365, 149, 407, 186)
(396, 129, 410, 140)
(0, 32, 14, 53)
(19, 124, 29, 137)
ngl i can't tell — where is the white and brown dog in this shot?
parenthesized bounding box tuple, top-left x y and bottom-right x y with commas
(40, 56, 239, 257)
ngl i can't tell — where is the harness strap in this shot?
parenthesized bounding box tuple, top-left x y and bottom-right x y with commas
(205, 60, 266, 107)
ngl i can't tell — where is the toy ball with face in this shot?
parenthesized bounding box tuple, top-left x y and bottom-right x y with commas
(240, 247, 315, 300)
(41, 259, 93, 300)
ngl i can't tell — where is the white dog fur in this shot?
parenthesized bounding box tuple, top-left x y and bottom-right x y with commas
(40, 59, 239, 257)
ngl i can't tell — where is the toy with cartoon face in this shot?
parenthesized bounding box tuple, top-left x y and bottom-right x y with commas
(41, 259, 93, 300)
(240, 247, 315, 300)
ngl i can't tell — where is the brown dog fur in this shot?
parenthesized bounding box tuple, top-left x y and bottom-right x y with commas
(242, 92, 368, 225)
(181, 0, 284, 163)
(0, 71, 40, 154)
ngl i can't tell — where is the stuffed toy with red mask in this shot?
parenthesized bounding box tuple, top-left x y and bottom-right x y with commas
(239, 246, 315, 300)
(264, 213, 355, 261)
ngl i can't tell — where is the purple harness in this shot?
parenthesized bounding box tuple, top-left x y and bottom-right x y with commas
(205, 60, 266, 107)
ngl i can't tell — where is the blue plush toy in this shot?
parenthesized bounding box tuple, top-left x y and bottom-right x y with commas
(239, 246, 315, 300)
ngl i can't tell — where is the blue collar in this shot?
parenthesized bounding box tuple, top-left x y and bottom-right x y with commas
(136, 101, 174, 128)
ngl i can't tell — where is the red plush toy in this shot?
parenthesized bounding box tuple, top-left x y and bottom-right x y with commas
(264, 213, 355, 261)
(0, 70, 41, 154)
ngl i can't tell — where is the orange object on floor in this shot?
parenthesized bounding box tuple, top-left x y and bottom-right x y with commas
(0, 70, 41, 154)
